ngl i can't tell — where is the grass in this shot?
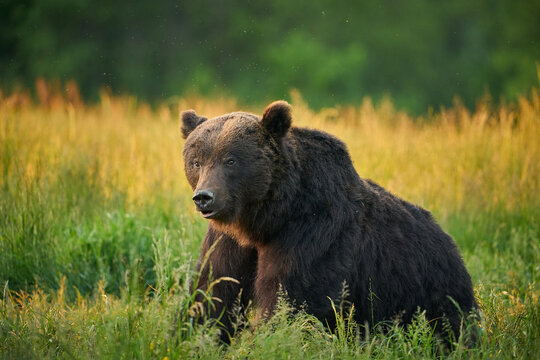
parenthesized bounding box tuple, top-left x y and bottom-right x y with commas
(0, 84, 539, 359)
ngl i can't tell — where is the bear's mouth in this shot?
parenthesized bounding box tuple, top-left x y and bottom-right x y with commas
(199, 209, 219, 219)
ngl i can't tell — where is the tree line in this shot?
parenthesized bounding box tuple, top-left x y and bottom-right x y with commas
(1, 0, 538, 112)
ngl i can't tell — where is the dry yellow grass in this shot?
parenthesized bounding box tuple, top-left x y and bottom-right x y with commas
(2, 85, 538, 220)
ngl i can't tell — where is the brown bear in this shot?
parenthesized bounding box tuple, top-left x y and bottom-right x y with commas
(181, 101, 477, 343)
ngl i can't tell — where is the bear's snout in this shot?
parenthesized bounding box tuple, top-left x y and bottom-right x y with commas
(193, 189, 215, 210)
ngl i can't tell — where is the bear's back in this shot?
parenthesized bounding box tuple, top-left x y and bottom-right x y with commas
(286, 127, 362, 193)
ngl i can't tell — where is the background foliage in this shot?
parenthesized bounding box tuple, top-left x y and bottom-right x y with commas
(1, 0, 539, 112)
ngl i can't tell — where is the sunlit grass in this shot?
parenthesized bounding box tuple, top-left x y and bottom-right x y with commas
(0, 82, 539, 358)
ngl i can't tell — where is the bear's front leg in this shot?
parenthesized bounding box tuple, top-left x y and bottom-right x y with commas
(193, 224, 257, 343)
(254, 275, 281, 321)
(254, 246, 291, 321)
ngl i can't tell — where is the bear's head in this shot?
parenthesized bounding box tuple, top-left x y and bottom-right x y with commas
(181, 101, 292, 224)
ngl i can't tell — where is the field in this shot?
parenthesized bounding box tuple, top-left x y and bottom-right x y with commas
(1, 85, 539, 359)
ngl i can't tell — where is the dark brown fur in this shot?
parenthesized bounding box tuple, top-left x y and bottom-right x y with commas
(181, 101, 477, 343)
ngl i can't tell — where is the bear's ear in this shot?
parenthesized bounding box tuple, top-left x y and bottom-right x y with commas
(261, 100, 292, 139)
(181, 110, 207, 139)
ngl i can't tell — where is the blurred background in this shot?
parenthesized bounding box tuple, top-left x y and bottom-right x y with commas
(1, 0, 539, 113)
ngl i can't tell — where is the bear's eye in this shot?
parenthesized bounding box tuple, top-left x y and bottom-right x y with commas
(226, 158, 236, 166)
(193, 160, 200, 168)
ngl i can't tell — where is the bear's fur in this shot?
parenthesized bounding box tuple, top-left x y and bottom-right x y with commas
(181, 101, 477, 343)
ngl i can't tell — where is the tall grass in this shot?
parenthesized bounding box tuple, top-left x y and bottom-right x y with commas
(0, 83, 538, 358)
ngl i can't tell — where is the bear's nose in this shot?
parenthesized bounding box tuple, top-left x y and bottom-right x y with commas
(192, 190, 215, 209)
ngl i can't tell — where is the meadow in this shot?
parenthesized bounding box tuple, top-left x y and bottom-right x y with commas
(0, 84, 539, 359)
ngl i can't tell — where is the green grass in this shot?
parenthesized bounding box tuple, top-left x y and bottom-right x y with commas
(0, 87, 539, 358)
